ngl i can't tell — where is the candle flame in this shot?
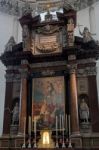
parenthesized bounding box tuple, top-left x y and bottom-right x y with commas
(43, 131, 50, 145)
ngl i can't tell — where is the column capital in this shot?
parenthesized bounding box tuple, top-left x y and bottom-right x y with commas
(5, 65, 21, 82)
(77, 66, 97, 77)
(21, 59, 29, 65)
(5, 73, 14, 82)
(19, 60, 30, 79)
(68, 64, 77, 74)
(19, 68, 29, 79)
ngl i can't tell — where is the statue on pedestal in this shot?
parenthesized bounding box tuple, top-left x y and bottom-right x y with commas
(79, 27, 93, 43)
(12, 102, 19, 125)
(79, 98, 89, 123)
(78, 26, 97, 48)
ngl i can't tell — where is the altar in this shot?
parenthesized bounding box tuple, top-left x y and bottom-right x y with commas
(0, 7, 99, 149)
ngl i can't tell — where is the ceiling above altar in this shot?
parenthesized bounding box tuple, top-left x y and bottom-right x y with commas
(0, 0, 99, 16)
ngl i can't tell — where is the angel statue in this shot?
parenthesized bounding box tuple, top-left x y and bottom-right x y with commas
(78, 25, 93, 43)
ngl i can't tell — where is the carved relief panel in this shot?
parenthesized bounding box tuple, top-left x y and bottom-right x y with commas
(77, 77, 88, 95)
(31, 25, 65, 55)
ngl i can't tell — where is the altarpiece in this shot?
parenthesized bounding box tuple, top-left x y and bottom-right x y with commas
(0, 8, 99, 149)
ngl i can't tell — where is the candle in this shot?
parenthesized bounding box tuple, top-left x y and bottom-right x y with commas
(62, 115, 64, 138)
(24, 117, 26, 138)
(60, 114, 61, 131)
(34, 118, 37, 148)
(23, 117, 26, 147)
(66, 114, 67, 131)
(68, 115, 71, 136)
(62, 115, 65, 148)
(34, 118, 36, 134)
(55, 116, 59, 148)
(28, 116, 32, 148)
(28, 116, 31, 136)
(62, 115, 64, 129)
(56, 116, 58, 138)
(22, 117, 26, 148)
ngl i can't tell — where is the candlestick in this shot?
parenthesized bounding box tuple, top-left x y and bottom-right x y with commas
(28, 116, 31, 148)
(22, 117, 26, 148)
(55, 116, 59, 148)
(34, 118, 37, 148)
(28, 139, 32, 148)
(68, 139, 72, 148)
(62, 115, 65, 148)
(56, 141, 59, 148)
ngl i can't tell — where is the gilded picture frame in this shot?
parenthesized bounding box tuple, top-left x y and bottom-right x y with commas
(32, 76, 65, 130)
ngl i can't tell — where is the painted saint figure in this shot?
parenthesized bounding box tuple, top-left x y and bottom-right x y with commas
(45, 81, 56, 104)
(79, 99, 89, 122)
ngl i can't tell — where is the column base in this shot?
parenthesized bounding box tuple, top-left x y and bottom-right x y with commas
(17, 132, 24, 137)
(70, 136, 82, 148)
(71, 131, 81, 137)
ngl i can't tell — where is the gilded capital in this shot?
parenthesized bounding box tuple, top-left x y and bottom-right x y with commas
(68, 64, 77, 74)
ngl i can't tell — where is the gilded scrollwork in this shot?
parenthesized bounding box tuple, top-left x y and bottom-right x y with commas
(36, 42, 59, 53)
(36, 25, 60, 35)
(33, 25, 62, 54)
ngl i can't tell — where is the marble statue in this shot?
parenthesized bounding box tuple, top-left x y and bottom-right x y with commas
(79, 98, 89, 122)
(12, 102, 19, 125)
(79, 27, 93, 43)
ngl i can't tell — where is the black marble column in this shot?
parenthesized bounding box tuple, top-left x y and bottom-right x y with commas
(3, 71, 14, 135)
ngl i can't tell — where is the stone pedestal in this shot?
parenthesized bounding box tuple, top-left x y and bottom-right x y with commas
(10, 125, 19, 135)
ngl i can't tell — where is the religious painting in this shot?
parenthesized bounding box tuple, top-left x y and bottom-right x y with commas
(32, 76, 65, 130)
